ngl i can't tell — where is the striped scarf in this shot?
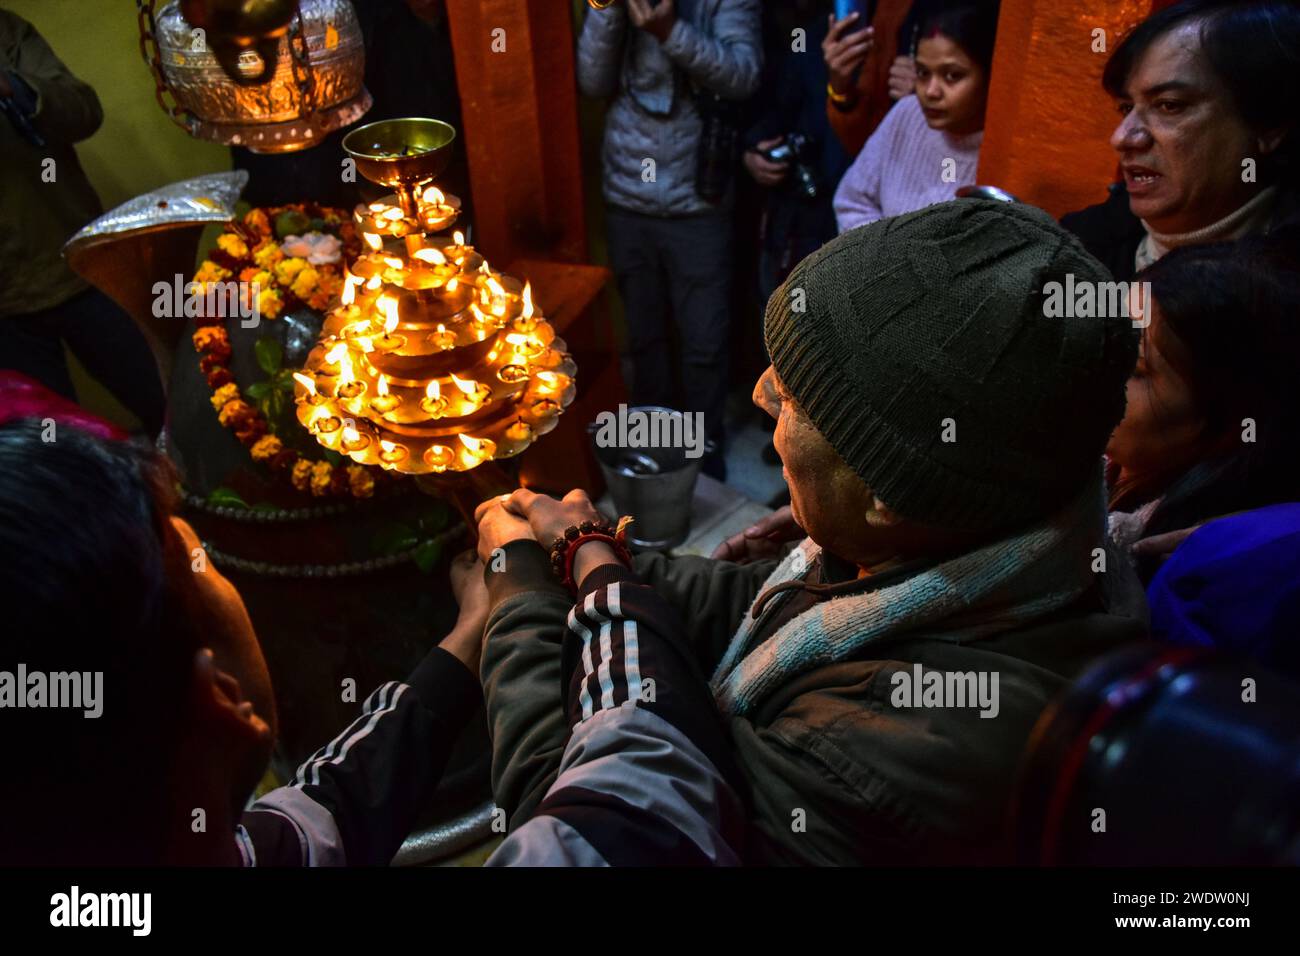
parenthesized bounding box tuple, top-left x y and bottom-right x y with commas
(710, 479, 1110, 717)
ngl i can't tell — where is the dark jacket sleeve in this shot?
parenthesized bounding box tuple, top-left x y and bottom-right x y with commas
(2, 13, 102, 144)
(479, 539, 579, 827)
(631, 550, 778, 673)
(235, 647, 481, 866)
(486, 562, 746, 865)
(480, 542, 775, 828)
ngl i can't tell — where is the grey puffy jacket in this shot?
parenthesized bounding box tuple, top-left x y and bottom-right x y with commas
(577, 1, 762, 217)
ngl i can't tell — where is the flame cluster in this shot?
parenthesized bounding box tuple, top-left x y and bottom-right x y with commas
(293, 188, 576, 474)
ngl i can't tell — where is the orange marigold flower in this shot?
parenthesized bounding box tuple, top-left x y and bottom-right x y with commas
(210, 382, 240, 411)
(291, 458, 314, 492)
(250, 435, 283, 463)
(309, 460, 334, 497)
(217, 399, 254, 428)
(347, 465, 375, 499)
(192, 326, 229, 352)
(217, 233, 250, 260)
(245, 208, 272, 237)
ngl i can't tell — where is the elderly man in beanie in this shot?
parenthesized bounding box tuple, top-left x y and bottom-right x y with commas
(473, 199, 1149, 865)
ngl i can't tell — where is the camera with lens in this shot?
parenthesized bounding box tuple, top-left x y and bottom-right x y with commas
(760, 133, 820, 200)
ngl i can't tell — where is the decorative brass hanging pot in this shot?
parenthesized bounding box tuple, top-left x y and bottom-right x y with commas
(137, 0, 371, 153)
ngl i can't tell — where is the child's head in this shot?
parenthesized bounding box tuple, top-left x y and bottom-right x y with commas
(0, 414, 275, 864)
(914, 0, 1001, 136)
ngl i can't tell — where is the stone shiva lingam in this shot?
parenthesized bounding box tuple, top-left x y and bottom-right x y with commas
(293, 118, 577, 476)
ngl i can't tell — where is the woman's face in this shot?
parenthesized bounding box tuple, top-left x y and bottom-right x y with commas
(1109, 20, 1265, 234)
(915, 34, 989, 136)
(1106, 303, 1204, 482)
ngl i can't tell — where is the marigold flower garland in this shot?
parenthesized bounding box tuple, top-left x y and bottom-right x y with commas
(191, 204, 386, 500)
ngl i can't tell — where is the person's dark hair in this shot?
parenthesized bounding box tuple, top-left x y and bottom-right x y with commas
(0, 420, 203, 864)
(916, 0, 1002, 74)
(1103, 0, 1300, 179)
(1119, 237, 1300, 577)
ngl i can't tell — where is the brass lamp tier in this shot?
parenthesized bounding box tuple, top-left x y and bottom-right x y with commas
(294, 118, 577, 475)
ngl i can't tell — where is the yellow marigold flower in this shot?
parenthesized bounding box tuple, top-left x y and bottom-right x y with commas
(194, 260, 231, 284)
(257, 287, 284, 320)
(290, 266, 320, 301)
(274, 257, 308, 285)
(216, 233, 249, 260)
(250, 435, 283, 463)
(347, 465, 375, 499)
(210, 382, 240, 411)
(253, 241, 284, 270)
(291, 459, 314, 492)
(310, 460, 334, 497)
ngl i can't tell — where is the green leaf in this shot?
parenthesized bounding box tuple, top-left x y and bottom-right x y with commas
(412, 538, 443, 574)
(207, 486, 248, 508)
(251, 502, 279, 513)
(324, 449, 343, 466)
(371, 522, 419, 555)
(245, 381, 272, 401)
(254, 337, 283, 375)
(274, 210, 312, 239)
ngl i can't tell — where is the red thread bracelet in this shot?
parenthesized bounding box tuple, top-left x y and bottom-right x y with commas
(549, 516, 635, 591)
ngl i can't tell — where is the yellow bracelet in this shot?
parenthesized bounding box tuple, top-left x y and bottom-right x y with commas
(827, 81, 855, 106)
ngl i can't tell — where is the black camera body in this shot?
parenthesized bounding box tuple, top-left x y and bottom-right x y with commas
(760, 132, 820, 200)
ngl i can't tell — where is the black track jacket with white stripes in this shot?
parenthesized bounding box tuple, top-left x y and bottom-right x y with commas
(236, 544, 745, 866)
(234, 646, 482, 866)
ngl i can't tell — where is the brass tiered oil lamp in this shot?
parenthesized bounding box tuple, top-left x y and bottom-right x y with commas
(293, 118, 577, 483)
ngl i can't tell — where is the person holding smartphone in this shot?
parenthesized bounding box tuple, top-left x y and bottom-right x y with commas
(822, 0, 923, 156)
(833, 0, 1000, 232)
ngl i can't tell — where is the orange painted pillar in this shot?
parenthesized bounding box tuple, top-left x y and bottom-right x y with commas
(444, 0, 588, 266)
(977, 0, 1157, 218)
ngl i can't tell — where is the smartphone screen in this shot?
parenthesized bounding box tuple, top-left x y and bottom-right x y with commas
(834, 0, 876, 25)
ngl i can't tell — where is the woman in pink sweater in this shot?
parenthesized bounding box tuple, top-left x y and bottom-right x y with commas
(834, 0, 999, 232)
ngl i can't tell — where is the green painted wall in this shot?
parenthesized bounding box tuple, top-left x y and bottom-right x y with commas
(7, 0, 232, 209)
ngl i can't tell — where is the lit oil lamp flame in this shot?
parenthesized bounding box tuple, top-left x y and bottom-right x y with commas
(426, 379, 440, 402)
(536, 371, 562, 394)
(365, 274, 383, 290)
(450, 373, 478, 397)
(425, 443, 453, 471)
(341, 278, 357, 307)
(293, 371, 317, 396)
(446, 278, 458, 292)
(363, 232, 382, 251)
(384, 256, 405, 269)
(486, 276, 506, 297)
(522, 281, 535, 320)
(339, 352, 355, 382)
(458, 433, 494, 460)
(453, 230, 465, 247)
(377, 374, 389, 397)
(378, 439, 408, 464)
(413, 247, 446, 266)
(381, 297, 400, 335)
(382, 207, 404, 222)
(368, 202, 386, 212)
(422, 185, 446, 205)
(342, 423, 372, 452)
(325, 342, 349, 365)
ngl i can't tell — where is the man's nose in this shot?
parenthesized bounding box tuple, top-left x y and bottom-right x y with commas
(1111, 110, 1152, 152)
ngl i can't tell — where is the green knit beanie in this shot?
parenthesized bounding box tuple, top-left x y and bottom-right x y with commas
(764, 199, 1139, 534)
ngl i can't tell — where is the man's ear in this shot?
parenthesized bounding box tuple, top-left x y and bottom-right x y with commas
(865, 494, 904, 529)
(192, 648, 271, 745)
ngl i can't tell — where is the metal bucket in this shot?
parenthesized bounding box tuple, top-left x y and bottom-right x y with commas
(590, 406, 705, 551)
